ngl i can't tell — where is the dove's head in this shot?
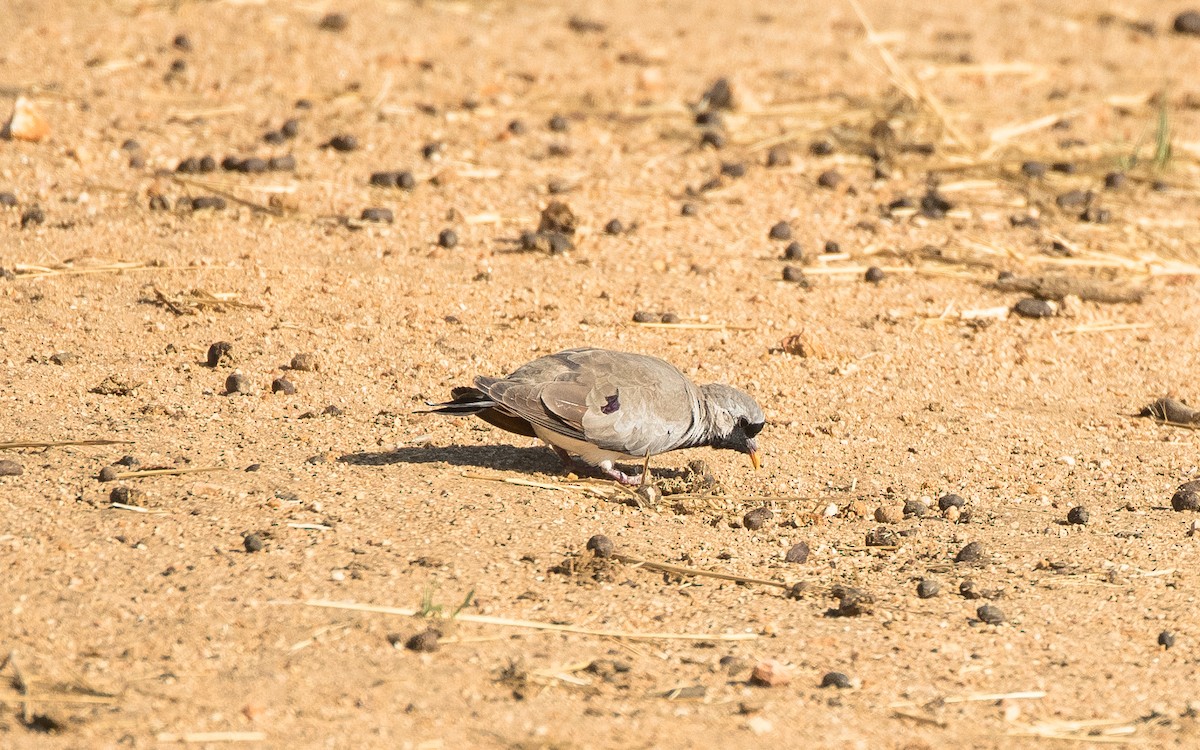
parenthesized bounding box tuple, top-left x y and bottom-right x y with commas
(700, 384, 765, 469)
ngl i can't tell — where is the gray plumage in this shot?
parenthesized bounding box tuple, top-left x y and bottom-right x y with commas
(419, 348, 764, 484)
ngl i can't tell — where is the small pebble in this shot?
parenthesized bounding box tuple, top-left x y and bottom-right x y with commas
(750, 660, 792, 687)
(237, 157, 268, 174)
(1104, 171, 1127, 190)
(809, 139, 835, 156)
(720, 162, 746, 178)
(902, 499, 926, 517)
(586, 534, 614, 558)
(262, 130, 285, 145)
(699, 77, 734, 111)
(920, 190, 952, 218)
(824, 240, 840, 254)
(405, 629, 441, 653)
(680, 203, 698, 217)
(765, 145, 791, 167)
(116, 455, 139, 467)
(290, 353, 319, 371)
(109, 486, 140, 505)
(206, 341, 234, 367)
(864, 266, 885, 284)
(875, 505, 903, 524)
(865, 527, 897, 546)
(783, 242, 804, 261)
(327, 134, 358, 152)
(632, 311, 660, 323)
(361, 207, 394, 223)
(820, 672, 852, 689)
(1056, 191, 1090, 210)
(0, 459, 24, 477)
(437, 229, 459, 248)
(938, 493, 965, 510)
(318, 12, 349, 31)
(694, 111, 722, 127)
(49, 352, 74, 366)
(977, 604, 1005, 625)
(916, 579, 940, 599)
(547, 114, 569, 132)
(768, 221, 792, 241)
(660, 312, 680, 324)
(1175, 11, 1200, 35)
(1067, 506, 1089, 525)
(243, 533, 264, 553)
(198, 155, 216, 172)
(604, 218, 624, 235)
(20, 205, 45, 228)
(743, 507, 773, 530)
(955, 541, 985, 563)
(1013, 298, 1056, 319)
(784, 542, 810, 564)
(1158, 630, 1176, 648)
(1079, 206, 1110, 224)
(268, 155, 296, 171)
(0, 192, 18, 207)
(169, 58, 188, 74)
(421, 142, 442, 159)
(173, 33, 192, 51)
(816, 170, 843, 189)
(271, 377, 296, 395)
(371, 172, 399, 188)
(699, 130, 726, 149)
(98, 466, 121, 482)
(507, 119, 526, 135)
(1172, 489, 1200, 512)
(225, 373, 250, 395)
(959, 580, 982, 599)
(1050, 161, 1076, 174)
(280, 118, 300, 139)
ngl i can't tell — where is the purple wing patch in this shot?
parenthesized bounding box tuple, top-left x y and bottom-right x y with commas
(601, 393, 620, 414)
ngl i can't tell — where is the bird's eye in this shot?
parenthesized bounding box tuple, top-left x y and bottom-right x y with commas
(744, 421, 764, 438)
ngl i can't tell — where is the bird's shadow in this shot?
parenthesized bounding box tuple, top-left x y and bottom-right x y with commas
(339, 444, 561, 474)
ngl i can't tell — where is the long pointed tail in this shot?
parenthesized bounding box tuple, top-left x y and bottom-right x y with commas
(414, 386, 496, 415)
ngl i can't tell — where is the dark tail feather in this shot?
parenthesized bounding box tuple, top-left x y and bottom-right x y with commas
(414, 386, 496, 415)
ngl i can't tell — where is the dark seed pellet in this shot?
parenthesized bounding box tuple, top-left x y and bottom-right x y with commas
(768, 221, 792, 241)
(238, 157, 268, 174)
(743, 507, 773, 530)
(405, 629, 440, 652)
(782, 266, 807, 283)
(1050, 161, 1076, 174)
(360, 207, 393, 223)
(784, 542, 810, 564)
(1079, 206, 1110, 224)
(548, 114, 569, 132)
(149, 195, 170, 211)
(824, 241, 840, 254)
(938, 493, 965, 510)
(955, 541, 985, 563)
(225, 373, 250, 394)
(191, 196, 226, 210)
(720, 162, 746, 178)
(864, 266, 885, 284)
(1067, 506, 1089, 525)
(295, 98, 313, 110)
(318, 12, 349, 31)
(437, 229, 459, 248)
(680, 203, 698, 217)
(916, 579, 940, 599)
(1104, 171, 1127, 190)
(327, 134, 358, 152)
(370, 171, 398, 188)
(262, 130, 285, 145)
(421, 142, 442, 159)
(816, 170, 843, 189)
(507, 119, 526, 135)
(766, 145, 791, 168)
(20, 206, 45, 228)
(173, 33, 192, 51)
(920, 190, 952, 218)
(977, 604, 1005, 625)
(1171, 489, 1200, 512)
(694, 110, 722, 127)
(280, 118, 300, 139)
(221, 155, 243, 171)
(1158, 630, 1176, 648)
(271, 377, 296, 395)
(206, 341, 234, 367)
(268, 155, 296, 171)
(128, 155, 145, 169)
(169, 58, 187, 73)
(586, 534, 614, 558)
(783, 242, 804, 261)
(1055, 189, 1090, 209)
(809, 139, 835, 156)
(243, 533, 264, 553)
(820, 672, 852, 689)
(1174, 11, 1200, 35)
(0, 192, 18, 207)
(1013, 298, 1055, 318)
(699, 130, 726, 149)
(604, 218, 624, 235)
(1021, 161, 1048, 178)
(120, 139, 140, 152)
(176, 157, 201, 174)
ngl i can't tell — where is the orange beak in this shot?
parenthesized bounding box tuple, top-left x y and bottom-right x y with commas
(749, 450, 761, 470)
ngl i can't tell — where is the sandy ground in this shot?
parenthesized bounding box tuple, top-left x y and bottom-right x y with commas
(3, 0, 1200, 747)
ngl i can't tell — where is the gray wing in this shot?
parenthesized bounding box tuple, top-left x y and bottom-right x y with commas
(479, 348, 701, 457)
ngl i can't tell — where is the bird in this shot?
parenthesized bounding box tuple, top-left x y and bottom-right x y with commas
(417, 347, 764, 485)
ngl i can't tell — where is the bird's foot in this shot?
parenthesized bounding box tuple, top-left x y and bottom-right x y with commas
(550, 447, 648, 487)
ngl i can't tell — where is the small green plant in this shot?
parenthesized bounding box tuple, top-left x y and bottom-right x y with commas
(417, 584, 475, 619)
(1119, 93, 1174, 172)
